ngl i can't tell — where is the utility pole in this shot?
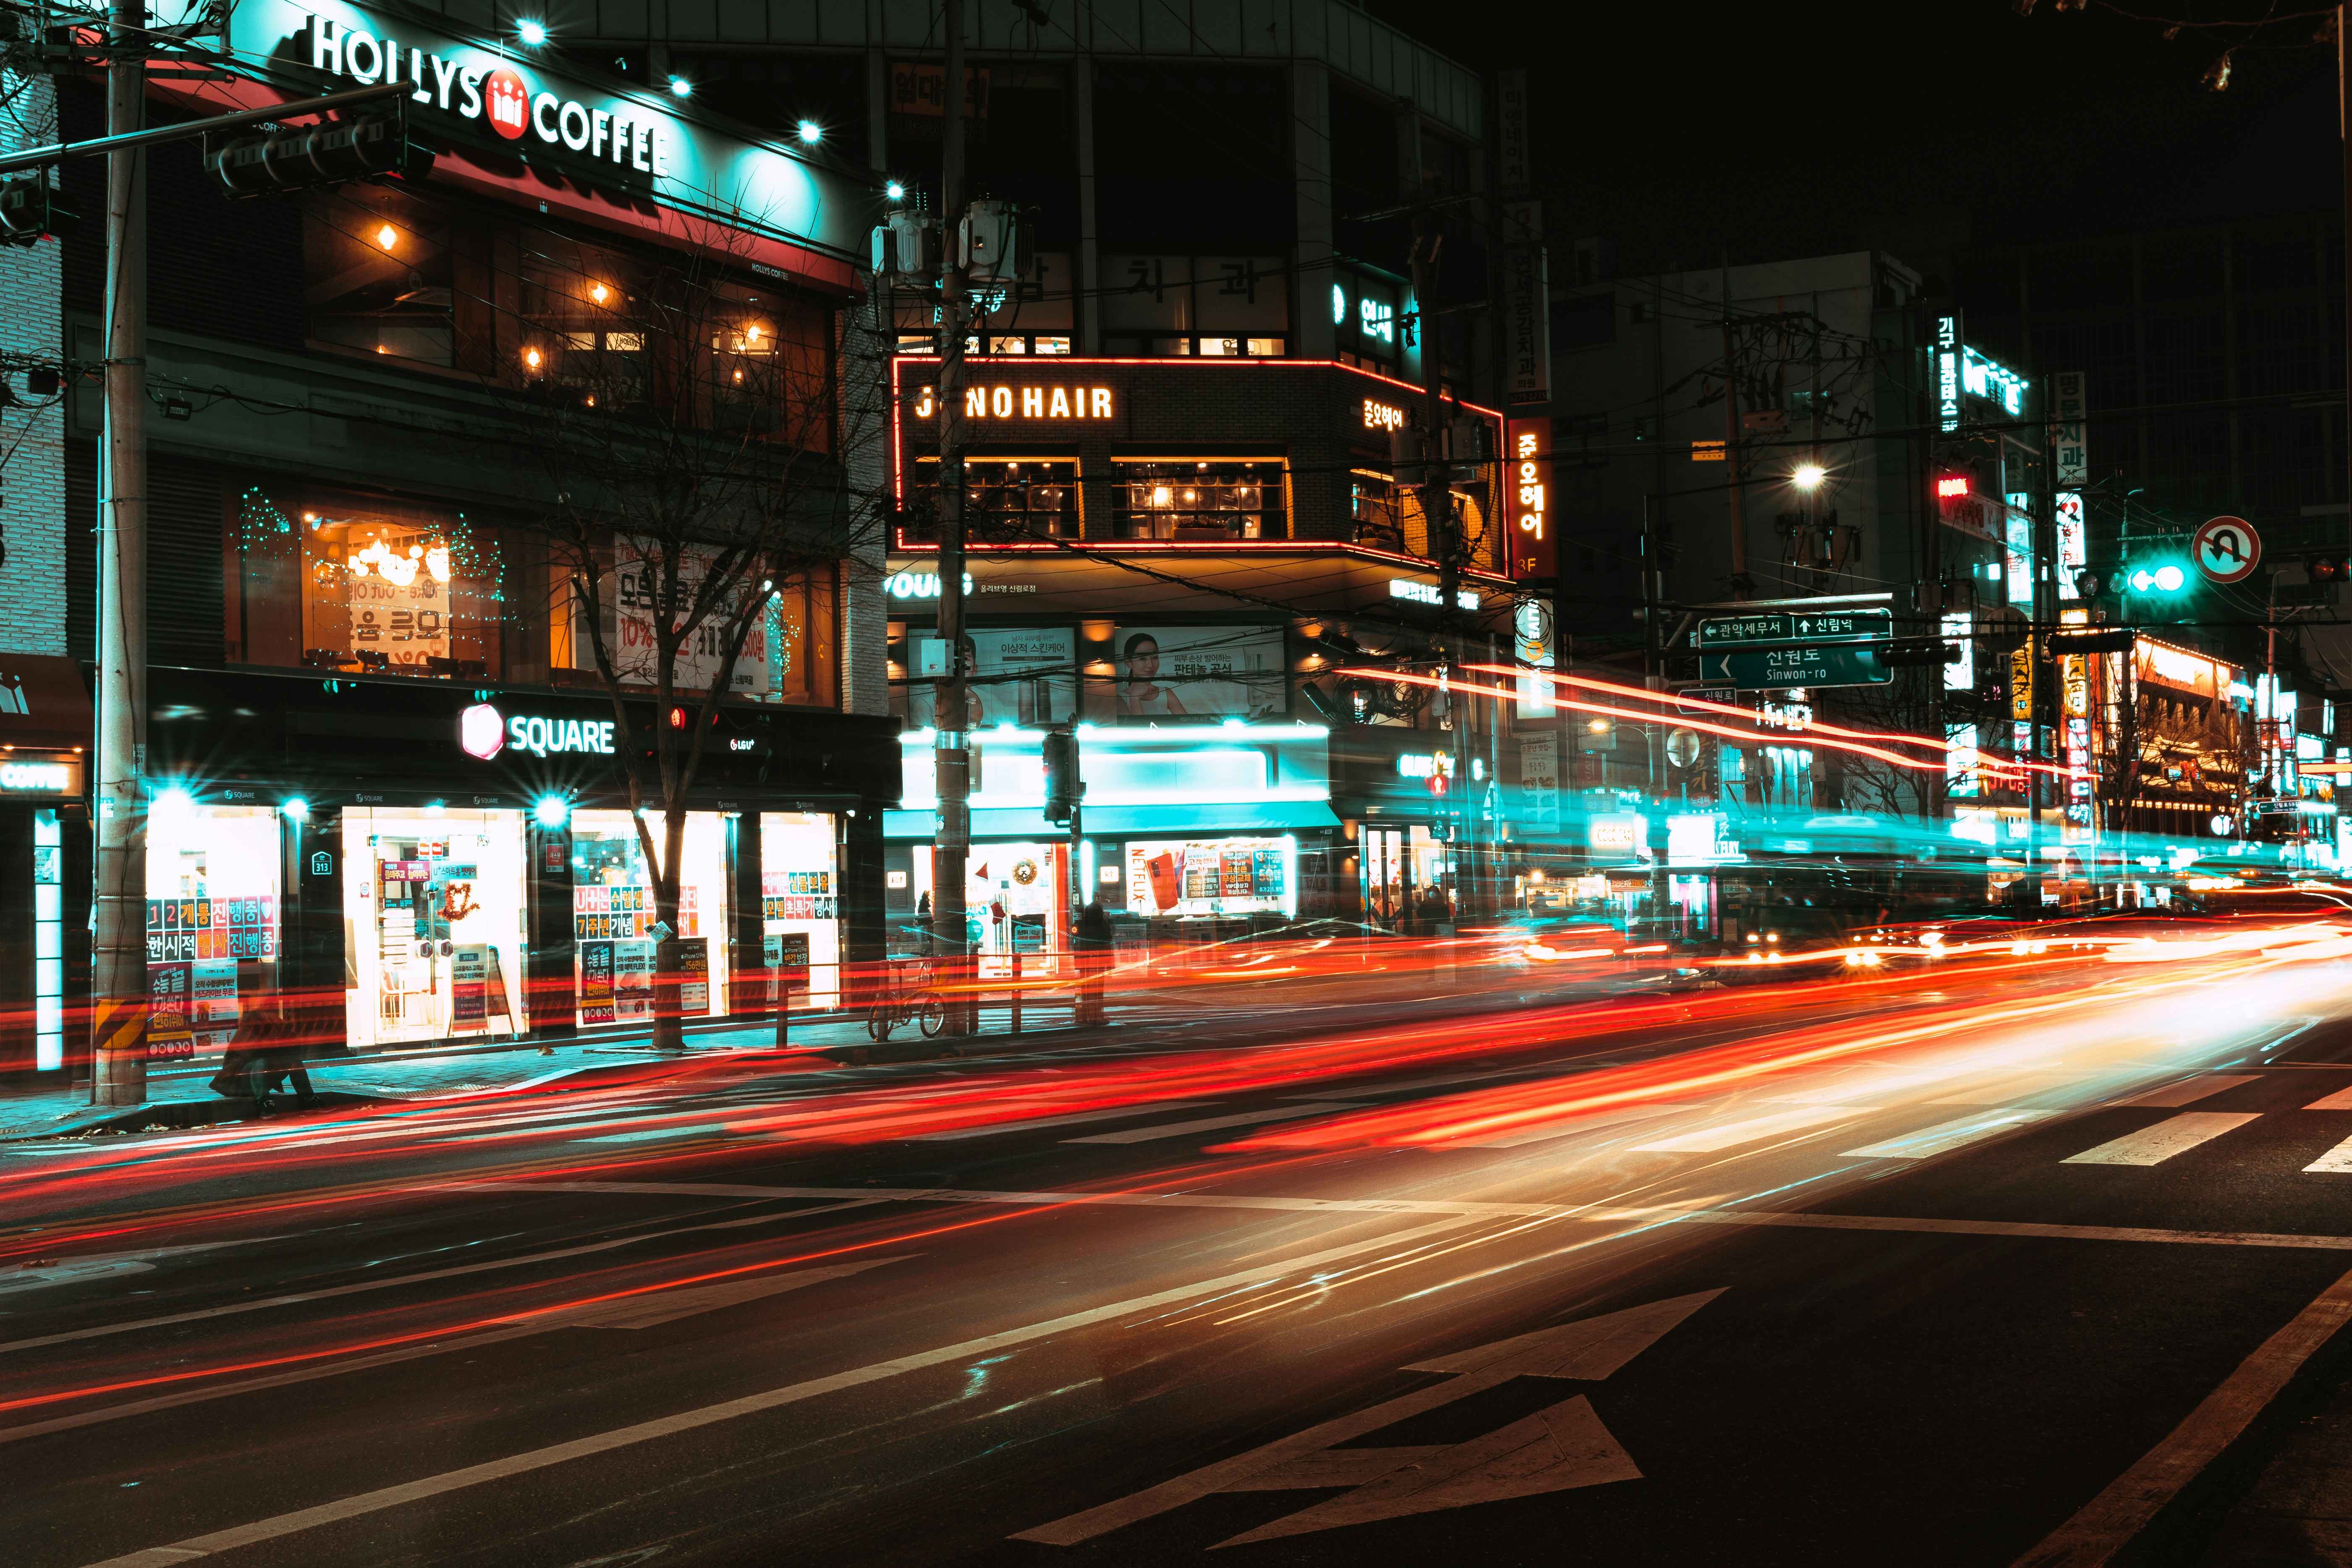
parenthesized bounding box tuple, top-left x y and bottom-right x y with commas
(91, 0, 148, 1105)
(1721, 267, 1750, 599)
(2027, 382, 2059, 915)
(1404, 111, 1468, 921)
(930, 0, 973, 1035)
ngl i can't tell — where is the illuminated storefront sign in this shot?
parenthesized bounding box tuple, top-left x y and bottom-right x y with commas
(1935, 315, 1961, 432)
(461, 702, 616, 761)
(910, 385, 1115, 419)
(1962, 346, 2027, 417)
(884, 570, 976, 600)
(2139, 641, 2223, 697)
(1362, 398, 1406, 432)
(1508, 419, 1552, 580)
(0, 758, 78, 793)
(302, 16, 677, 171)
(1390, 578, 1481, 610)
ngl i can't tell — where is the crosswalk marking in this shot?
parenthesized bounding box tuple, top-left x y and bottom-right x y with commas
(2306, 1133, 2352, 1173)
(1842, 1109, 2055, 1160)
(1628, 1104, 1866, 1154)
(2306, 1085, 2352, 1111)
(1926, 1070, 2098, 1107)
(1065, 1102, 1359, 1145)
(2117, 1075, 2258, 1108)
(2062, 1112, 2260, 1167)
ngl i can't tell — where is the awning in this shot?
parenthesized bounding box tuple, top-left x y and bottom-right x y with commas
(0, 655, 90, 749)
(885, 800, 1341, 841)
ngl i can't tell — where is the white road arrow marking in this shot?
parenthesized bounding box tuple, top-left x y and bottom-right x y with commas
(1014, 1287, 1722, 1546)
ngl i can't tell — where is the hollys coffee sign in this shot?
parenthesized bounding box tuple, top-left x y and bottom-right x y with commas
(299, 13, 677, 175)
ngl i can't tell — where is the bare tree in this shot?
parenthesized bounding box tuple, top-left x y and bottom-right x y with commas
(498, 218, 889, 1051)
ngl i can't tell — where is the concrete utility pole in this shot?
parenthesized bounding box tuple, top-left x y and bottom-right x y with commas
(1401, 108, 1471, 918)
(930, 0, 974, 1034)
(91, 0, 149, 1105)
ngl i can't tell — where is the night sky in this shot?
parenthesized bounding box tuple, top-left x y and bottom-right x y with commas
(1375, 1, 2343, 272)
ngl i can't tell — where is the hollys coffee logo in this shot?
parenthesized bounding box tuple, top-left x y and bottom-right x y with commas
(302, 14, 673, 175)
(482, 68, 529, 140)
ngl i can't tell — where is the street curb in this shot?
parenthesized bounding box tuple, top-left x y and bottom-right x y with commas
(16, 1090, 397, 1141)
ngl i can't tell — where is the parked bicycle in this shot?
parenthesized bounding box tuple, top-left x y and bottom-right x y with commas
(865, 959, 947, 1044)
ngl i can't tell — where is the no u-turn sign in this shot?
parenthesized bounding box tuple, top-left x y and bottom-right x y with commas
(2192, 516, 2261, 584)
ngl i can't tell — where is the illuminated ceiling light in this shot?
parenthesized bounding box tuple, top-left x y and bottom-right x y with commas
(534, 794, 571, 828)
(524, 346, 544, 372)
(797, 119, 823, 144)
(280, 796, 309, 822)
(745, 323, 762, 343)
(375, 223, 398, 251)
(885, 179, 906, 200)
(668, 75, 693, 98)
(589, 282, 610, 304)
(1792, 462, 1827, 491)
(515, 18, 547, 45)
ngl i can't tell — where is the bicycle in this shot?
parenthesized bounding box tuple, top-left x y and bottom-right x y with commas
(865, 960, 947, 1044)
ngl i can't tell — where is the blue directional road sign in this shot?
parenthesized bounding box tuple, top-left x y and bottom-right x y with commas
(1692, 608, 1893, 648)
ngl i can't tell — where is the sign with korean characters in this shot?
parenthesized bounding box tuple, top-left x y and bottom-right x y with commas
(2050, 372, 2088, 488)
(1692, 609, 1891, 648)
(1697, 644, 1890, 691)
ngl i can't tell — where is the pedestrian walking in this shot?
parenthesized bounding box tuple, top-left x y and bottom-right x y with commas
(1073, 899, 1115, 1026)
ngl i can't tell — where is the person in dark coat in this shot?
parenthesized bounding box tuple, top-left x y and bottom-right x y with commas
(208, 987, 318, 1110)
(1073, 900, 1115, 1025)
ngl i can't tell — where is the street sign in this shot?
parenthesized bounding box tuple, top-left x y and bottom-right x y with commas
(1676, 688, 1735, 715)
(2192, 516, 2260, 584)
(1692, 608, 1891, 648)
(1697, 644, 1889, 690)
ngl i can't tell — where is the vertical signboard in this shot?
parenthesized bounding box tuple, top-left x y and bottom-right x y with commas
(1935, 314, 1962, 433)
(1496, 68, 1532, 194)
(2055, 491, 2086, 602)
(2050, 372, 2088, 487)
(1501, 205, 1551, 402)
(1508, 417, 1553, 581)
(2062, 649, 2094, 840)
(1514, 599, 1555, 720)
(1519, 732, 1560, 829)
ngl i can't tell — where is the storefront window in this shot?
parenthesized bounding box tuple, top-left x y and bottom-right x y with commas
(762, 813, 842, 1008)
(1122, 836, 1295, 919)
(581, 551, 836, 708)
(344, 808, 529, 1047)
(147, 799, 280, 1057)
(910, 458, 1080, 540)
(571, 811, 732, 1026)
(1113, 460, 1285, 541)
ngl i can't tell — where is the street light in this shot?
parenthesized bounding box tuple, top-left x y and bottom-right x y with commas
(1792, 462, 1827, 491)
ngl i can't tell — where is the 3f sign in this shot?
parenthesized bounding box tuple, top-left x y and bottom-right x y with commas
(1508, 419, 1553, 579)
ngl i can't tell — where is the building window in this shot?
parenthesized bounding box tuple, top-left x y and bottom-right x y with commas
(1105, 333, 1287, 358)
(1351, 470, 1403, 549)
(571, 810, 732, 1025)
(1113, 459, 1286, 541)
(275, 493, 504, 679)
(910, 458, 1081, 540)
(304, 188, 456, 366)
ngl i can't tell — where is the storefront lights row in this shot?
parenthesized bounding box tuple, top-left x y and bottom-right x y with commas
(144, 794, 842, 1058)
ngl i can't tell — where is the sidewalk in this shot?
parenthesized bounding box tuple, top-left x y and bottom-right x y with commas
(0, 999, 1097, 1141)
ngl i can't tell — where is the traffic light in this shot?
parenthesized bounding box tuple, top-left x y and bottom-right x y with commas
(1042, 729, 1084, 826)
(203, 104, 431, 197)
(2309, 553, 2350, 584)
(0, 174, 73, 245)
(2071, 565, 2113, 599)
(2125, 561, 2189, 595)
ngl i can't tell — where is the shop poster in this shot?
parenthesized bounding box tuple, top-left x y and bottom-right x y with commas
(579, 940, 616, 1026)
(911, 626, 1076, 728)
(676, 939, 710, 1015)
(1108, 626, 1283, 720)
(607, 538, 771, 696)
(1124, 839, 1289, 918)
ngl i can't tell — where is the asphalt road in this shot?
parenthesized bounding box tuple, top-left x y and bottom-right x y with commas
(10, 934, 2352, 1568)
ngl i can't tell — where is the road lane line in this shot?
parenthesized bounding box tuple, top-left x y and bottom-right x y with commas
(445, 1182, 2352, 1251)
(1065, 1102, 1359, 1144)
(71, 1217, 1483, 1568)
(2115, 1075, 2258, 1108)
(2305, 1133, 2352, 1173)
(2013, 1261, 2352, 1568)
(1842, 1109, 2056, 1160)
(1629, 1105, 1868, 1154)
(1448, 1105, 1685, 1150)
(911, 1101, 1214, 1140)
(2061, 1112, 2261, 1167)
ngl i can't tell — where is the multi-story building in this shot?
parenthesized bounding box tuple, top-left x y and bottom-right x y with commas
(521, 0, 1524, 936)
(0, 0, 902, 1080)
